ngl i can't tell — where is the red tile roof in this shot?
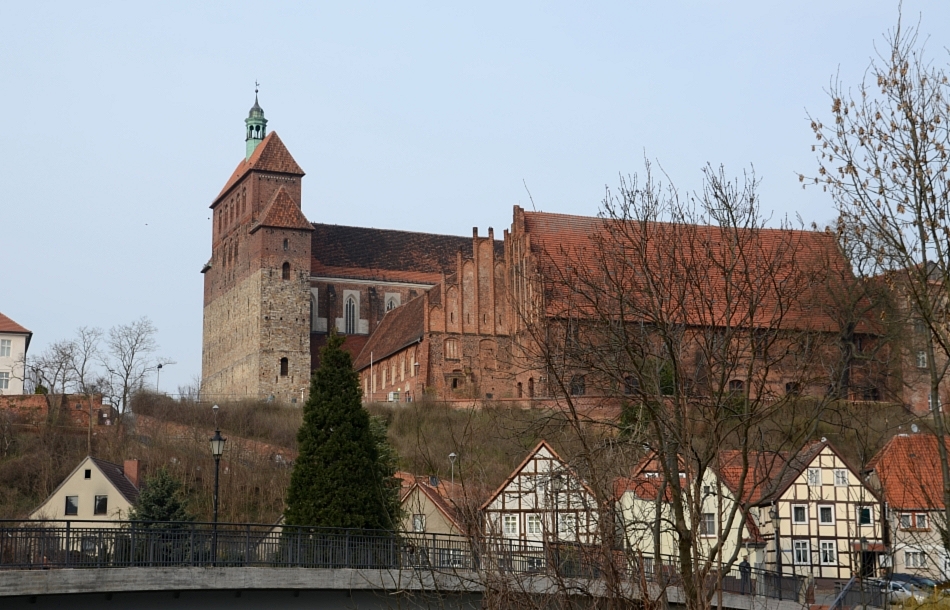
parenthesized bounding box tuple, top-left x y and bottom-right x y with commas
(310, 224, 503, 281)
(214, 132, 304, 203)
(521, 211, 856, 332)
(90, 457, 140, 504)
(251, 187, 313, 232)
(867, 433, 949, 510)
(353, 295, 425, 371)
(0, 312, 30, 334)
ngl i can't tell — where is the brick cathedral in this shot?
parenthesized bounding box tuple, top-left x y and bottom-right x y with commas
(202, 95, 892, 409)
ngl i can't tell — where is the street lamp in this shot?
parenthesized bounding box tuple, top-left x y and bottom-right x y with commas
(449, 452, 457, 485)
(769, 506, 782, 576)
(550, 473, 564, 541)
(209, 404, 226, 566)
(860, 536, 869, 579)
(156, 363, 163, 391)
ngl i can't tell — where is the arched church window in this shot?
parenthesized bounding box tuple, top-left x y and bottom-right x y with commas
(345, 297, 357, 334)
(528, 377, 535, 398)
(444, 339, 459, 360)
(280, 357, 289, 377)
(386, 298, 397, 311)
(282, 262, 290, 280)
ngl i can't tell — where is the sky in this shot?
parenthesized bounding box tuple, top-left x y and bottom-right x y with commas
(3, 1, 950, 395)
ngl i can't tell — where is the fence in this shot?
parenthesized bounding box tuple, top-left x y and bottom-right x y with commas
(0, 520, 801, 602)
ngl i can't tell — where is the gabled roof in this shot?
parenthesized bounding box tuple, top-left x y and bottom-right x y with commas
(479, 440, 598, 511)
(214, 132, 304, 203)
(716, 449, 791, 505)
(402, 480, 465, 533)
(520, 210, 859, 333)
(250, 187, 313, 233)
(0, 311, 31, 351)
(867, 433, 949, 510)
(354, 295, 425, 371)
(90, 457, 140, 504)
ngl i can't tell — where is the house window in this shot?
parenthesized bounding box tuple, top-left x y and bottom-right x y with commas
(281, 261, 290, 280)
(0, 372, 8, 390)
(503, 515, 518, 535)
(917, 351, 928, 369)
(94, 495, 108, 516)
(728, 379, 745, 393)
(834, 469, 849, 487)
(857, 506, 872, 526)
(84, 469, 91, 479)
(570, 375, 586, 396)
(916, 513, 929, 529)
(345, 297, 357, 334)
(65, 496, 79, 516)
(820, 541, 837, 565)
(819, 505, 834, 525)
(786, 382, 802, 396)
(900, 514, 912, 529)
(412, 514, 425, 533)
(528, 377, 535, 398)
(279, 357, 289, 377)
(527, 514, 542, 534)
(444, 339, 459, 360)
(906, 550, 927, 568)
(700, 513, 716, 537)
(557, 513, 577, 538)
(0, 339, 10, 357)
(793, 540, 810, 565)
(807, 468, 821, 486)
(792, 505, 808, 524)
(624, 375, 639, 395)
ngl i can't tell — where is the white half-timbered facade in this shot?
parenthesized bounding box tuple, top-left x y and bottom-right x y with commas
(754, 441, 883, 583)
(481, 441, 601, 547)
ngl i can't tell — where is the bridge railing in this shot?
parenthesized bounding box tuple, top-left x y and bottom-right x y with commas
(0, 520, 801, 602)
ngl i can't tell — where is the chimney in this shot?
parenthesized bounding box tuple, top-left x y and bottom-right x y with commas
(124, 459, 141, 489)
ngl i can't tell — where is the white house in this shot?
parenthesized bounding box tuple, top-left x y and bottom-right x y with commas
(30, 456, 141, 524)
(0, 311, 31, 395)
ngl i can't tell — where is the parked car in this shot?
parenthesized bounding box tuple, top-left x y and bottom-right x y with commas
(890, 574, 945, 596)
(877, 580, 927, 604)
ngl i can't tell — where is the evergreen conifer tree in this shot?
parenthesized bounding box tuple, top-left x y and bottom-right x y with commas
(284, 332, 397, 530)
(128, 467, 194, 526)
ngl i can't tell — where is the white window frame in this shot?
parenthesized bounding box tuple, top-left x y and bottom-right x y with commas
(820, 540, 837, 565)
(807, 468, 821, 487)
(412, 514, 425, 533)
(917, 350, 928, 369)
(700, 512, 716, 537)
(857, 505, 873, 526)
(818, 505, 835, 525)
(0, 372, 8, 390)
(791, 504, 808, 524)
(834, 469, 849, 487)
(0, 339, 10, 358)
(906, 550, 927, 568)
(503, 514, 518, 535)
(900, 513, 912, 529)
(527, 513, 542, 535)
(557, 513, 577, 539)
(793, 540, 810, 565)
(916, 513, 929, 529)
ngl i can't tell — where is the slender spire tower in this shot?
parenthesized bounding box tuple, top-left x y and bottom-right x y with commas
(245, 83, 268, 160)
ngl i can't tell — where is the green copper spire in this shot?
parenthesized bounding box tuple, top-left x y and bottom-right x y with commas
(245, 83, 268, 160)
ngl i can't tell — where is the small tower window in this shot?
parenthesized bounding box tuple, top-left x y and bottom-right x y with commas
(283, 239, 289, 251)
(280, 358, 289, 377)
(282, 262, 290, 280)
(345, 297, 357, 334)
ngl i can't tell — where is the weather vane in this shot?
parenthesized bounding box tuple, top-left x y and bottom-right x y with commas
(255, 80, 260, 95)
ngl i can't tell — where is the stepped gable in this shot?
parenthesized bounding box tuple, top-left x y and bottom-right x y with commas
(311, 224, 504, 283)
(0, 312, 30, 334)
(251, 187, 313, 232)
(215, 132, 304, 202)
(90, 457, 140, 504)
(354, 295, 425, 371)
(521, 210, 854, 332)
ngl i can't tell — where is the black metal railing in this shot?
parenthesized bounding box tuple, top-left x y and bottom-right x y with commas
(0, 520, 801, 602)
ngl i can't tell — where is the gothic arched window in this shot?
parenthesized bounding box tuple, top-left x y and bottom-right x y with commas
(282, 262, 290, 280)
(386, 298, 397, 311)
(345, 297, 357, 334)
(279, 357, 289, 377)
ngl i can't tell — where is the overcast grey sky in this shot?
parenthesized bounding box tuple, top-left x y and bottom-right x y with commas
(3, 1, 948, 394)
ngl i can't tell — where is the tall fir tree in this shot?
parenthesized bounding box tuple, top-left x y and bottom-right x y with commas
(128, 468, 194, 526)
(284, 332, 397, 530)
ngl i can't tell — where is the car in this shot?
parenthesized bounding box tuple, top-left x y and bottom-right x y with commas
(878, 580, 926, 604)
(890, 574, 945, 596)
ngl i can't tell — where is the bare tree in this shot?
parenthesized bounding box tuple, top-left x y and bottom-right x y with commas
(805, 14, 950, 549)
(102, 317, 161, 414)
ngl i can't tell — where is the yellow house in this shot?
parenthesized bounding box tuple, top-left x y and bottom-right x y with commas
(30, 456, 140, 524)
(401, 477, 465, 536)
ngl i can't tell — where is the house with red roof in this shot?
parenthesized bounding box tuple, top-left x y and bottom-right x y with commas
(0, 311, 31, 395)
(866, 432, 950, 580)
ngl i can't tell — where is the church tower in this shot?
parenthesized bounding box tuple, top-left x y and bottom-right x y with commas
(201, 93, 313, 404)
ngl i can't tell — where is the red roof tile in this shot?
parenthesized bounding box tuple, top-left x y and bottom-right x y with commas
(251, 187, 313, 232)
(521, 211, 856, 332)
(214, 132, 304, 203)
(0, 312, 30, 334)
(867, 433, 949, 510)
(353, 295, 425, 371)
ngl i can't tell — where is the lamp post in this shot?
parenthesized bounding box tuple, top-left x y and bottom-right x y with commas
(156, 363, 163, 391)
(550, 473, 564, 542)
(449, 452, 457, 485)
(209, 405, 226, 564)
